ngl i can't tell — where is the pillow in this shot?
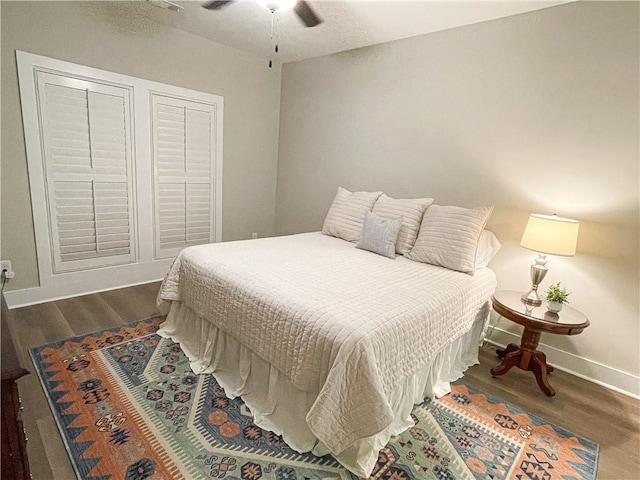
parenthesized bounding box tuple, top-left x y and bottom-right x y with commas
(406, 205, 494, 274)
(475, 230, 502, 268)
(322, 187, 382, 242)
(356, 211, 403, 259)
(372, 194, 434, 255)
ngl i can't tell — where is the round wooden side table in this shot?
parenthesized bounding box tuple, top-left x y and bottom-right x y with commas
(490, 290, 590, 396)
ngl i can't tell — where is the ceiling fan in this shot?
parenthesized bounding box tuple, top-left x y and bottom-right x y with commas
(201, 0, 323, 28)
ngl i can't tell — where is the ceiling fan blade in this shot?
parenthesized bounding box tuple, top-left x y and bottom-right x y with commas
(293, 1, 322, 27)
(201, 0, 234, 10)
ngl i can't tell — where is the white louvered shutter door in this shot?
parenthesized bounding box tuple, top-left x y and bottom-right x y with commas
(36, 72, 136, 273)
(152, 94, 218, 259)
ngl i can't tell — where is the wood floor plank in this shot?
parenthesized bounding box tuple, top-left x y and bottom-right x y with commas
(98, 281, 161, 322)
(54, 294, 125, 334)
(37, 417, 76, 480)
(8, 302, 70, 367)
(5, 285, 639, 479)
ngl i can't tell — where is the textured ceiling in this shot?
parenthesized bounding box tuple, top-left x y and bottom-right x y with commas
(118, 0, 573, 63)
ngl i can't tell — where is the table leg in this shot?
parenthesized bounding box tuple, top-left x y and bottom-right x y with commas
(535, 350, 554, 374)
(519, 328, 541, 370)
(491, 350, 520, 377)
(530, 351, 556, 396)
(496, 343, 519, 359)
(490, 327, 556, 396)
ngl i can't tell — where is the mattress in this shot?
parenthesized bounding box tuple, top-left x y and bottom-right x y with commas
(157, 232, 496, 476)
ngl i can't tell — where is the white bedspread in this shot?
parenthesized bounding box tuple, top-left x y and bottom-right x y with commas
(157, 232, 496, 455)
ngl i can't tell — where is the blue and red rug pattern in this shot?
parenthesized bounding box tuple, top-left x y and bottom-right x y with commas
(31, 316, 598, 479)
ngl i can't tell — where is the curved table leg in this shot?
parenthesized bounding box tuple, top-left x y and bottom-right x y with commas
(491, 350, 521, 377)
(535, 350, 554, 374)
(496, 343, 519, 359)
(530, 351, 556, 396)
(490, 327, 557, 395)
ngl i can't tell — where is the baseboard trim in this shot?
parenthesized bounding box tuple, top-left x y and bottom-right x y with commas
(487, 326, 640, 400)
(4, 279, 165, 309)
(3, 261, 171, 309)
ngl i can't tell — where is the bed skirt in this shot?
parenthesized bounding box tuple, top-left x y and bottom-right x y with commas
(157, 300, 490, 478)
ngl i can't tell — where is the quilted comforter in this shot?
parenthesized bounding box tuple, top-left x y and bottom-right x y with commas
(157, 232, 496, 455)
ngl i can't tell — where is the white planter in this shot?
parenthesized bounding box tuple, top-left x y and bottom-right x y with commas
(547, 301, 564, 313)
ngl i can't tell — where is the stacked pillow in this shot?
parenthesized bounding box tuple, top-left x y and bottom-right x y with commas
(406, 205, 493, 274)
(321, 187, 500, 274)
(322, 187, 382, 242)
(372, 194, 433, 255)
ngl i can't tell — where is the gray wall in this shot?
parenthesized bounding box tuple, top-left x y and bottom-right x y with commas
(1, 1, 281, 291)
(276, 2, 639, 385)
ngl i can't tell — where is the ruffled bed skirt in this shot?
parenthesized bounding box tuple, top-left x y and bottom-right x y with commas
(157, 301, 490, 478)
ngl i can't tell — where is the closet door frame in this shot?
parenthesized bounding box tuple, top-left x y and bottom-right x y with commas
(35, 71, 137, 273)
(151, 93, 221, 260)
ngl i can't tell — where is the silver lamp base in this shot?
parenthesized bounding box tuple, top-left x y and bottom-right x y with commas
(521, 254, 548, 307)
(521, 289, 543, 306)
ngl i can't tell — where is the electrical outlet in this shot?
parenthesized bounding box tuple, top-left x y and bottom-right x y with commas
(252, 233, 258, 239)
(1, 260, 15, 279)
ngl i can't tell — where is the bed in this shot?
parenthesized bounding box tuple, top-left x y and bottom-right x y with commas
(156, 230, 497, 477)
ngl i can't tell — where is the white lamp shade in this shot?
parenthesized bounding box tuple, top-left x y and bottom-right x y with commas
(520, 214, 579, 256)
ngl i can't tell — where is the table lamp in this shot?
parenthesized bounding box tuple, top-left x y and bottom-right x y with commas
(520, 213, 579, 306)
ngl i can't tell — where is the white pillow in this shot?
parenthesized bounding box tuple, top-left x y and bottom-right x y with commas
(322, 187, 382, 242)
(356, 211, 403, 259)
(475, 230, 502, 268)
(372, 194, 434, 255)
(406, 205, 494, 274)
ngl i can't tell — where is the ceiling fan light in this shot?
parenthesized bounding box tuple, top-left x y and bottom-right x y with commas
(256, 0, 297, 12)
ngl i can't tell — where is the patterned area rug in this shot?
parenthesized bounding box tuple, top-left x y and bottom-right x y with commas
(31, 316, 598, 480)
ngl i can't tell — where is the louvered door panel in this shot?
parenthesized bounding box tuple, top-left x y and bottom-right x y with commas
(37, 72, 136, 273)
(88, 92, 128, 176)
(158, 183, 186, 249)
(157, 104, 186, 177)
(185, 109, 211, 178)
(55, 181, 96, 262)
(152, 94, 217, 259)
(46, 84, 92, 172)
(186, 183, 211, 244)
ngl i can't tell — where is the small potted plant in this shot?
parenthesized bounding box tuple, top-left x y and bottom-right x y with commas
(545, 283, 570, 313)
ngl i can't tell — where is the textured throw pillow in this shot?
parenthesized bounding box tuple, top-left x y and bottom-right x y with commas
(356, 211, 403, 259)
(475, 230, 502, 268)
(406, 205, 494, 274)
(322, 187, 383, 242)
(372, 194, 434, 255)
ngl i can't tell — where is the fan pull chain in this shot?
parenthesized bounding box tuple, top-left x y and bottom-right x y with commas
(270, 10, 275, 38)
(269, 11, 280, 68)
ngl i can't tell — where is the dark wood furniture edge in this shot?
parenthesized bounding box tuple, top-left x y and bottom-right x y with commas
(2, 367, 30, 381)
(491, 294, 590, 334)
(490, 291, 589, 397)
(2, 293, 32, 480)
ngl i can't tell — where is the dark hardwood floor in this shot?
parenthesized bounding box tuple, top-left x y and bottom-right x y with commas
(3, 282, 639, 479)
